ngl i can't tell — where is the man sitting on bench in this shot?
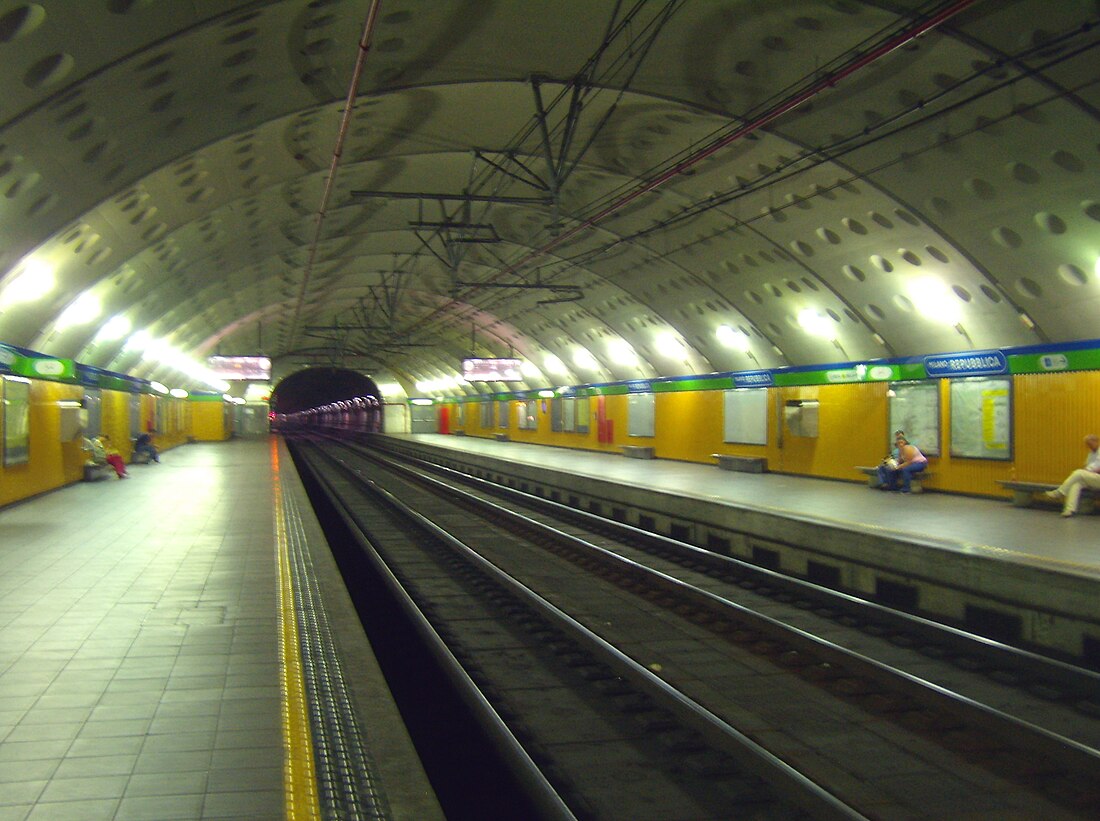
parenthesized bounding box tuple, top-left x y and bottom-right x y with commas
(1045, 434, 1100, 517)
(133, 431, 160, 464)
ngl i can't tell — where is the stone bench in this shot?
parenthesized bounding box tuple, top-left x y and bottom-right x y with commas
(856, 465, 933, 493)
(997, 480, 1095, 513)
(621, 445, 656, 459)
(83, 462, 114, 481)
(711, 454, 767, 473)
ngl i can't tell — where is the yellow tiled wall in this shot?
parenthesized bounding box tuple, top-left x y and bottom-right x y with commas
(443, 369, 1100, 498)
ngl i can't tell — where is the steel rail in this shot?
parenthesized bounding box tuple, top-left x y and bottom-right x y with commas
(295, 445, 578, 821)
(375, 433, 1100, 696)
(311, 442, 869, 821)
(347, 440, 1100, 789)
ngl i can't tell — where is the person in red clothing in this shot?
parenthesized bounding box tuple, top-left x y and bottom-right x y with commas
(95, 434, 129, 479)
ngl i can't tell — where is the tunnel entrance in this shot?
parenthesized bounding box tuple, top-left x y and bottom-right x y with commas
(270, 367, 382, 432)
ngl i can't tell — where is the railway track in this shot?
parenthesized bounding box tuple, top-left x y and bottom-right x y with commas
(290, 436, 1100, 820)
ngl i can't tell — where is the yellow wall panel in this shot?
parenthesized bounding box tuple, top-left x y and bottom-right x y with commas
(0, 381, 83, 506)
(1014, 371, 1100, 484)
(191, 402, 228, 441)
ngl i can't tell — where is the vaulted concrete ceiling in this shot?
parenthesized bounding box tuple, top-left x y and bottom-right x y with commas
(0, 0, 1097, 396)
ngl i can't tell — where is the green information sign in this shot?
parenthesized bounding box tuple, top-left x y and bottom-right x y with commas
(11, 355, 76, 381)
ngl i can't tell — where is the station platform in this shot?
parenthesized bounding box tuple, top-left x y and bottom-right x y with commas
(389, 434, 1100, 664)
(0, 438, 441, 821)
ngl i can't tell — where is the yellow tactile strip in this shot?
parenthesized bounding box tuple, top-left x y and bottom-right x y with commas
(273, 439, 322, 821)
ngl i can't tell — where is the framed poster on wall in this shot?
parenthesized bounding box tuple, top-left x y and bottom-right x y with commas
(627, 392, 655, 438)
(888, 381, 940, 456)
(2, 376, 31, 467)
(722, 388, 767, 445)
(949, 376, 1012, 460)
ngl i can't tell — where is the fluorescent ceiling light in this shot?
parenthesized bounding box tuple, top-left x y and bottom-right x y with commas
(95, 315, 132, 342)
(797, 309, 836, 340)
(125, 330, 152, 352)
(909, 277, 960, 325)
(608, 339, 638, 367)
(1, 260, 55, 306)
(716, 324, 750, 351)
(571, 348, 598, 370)
(543, 353, 568, 376)
(55, 292, 101, 331)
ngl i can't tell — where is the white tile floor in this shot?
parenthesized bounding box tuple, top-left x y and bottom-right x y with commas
(0, 441, 282, 820)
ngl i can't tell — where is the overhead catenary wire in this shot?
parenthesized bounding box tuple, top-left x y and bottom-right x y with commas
(401, 0, 981, 347)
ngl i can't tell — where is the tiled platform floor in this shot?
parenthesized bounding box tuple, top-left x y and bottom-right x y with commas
(0, 438, 441, 821)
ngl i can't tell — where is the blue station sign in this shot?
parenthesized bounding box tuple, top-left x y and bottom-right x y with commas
(923, 350, 1007, 378)
(732, 370, 774, 388)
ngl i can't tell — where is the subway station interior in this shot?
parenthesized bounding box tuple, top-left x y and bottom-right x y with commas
(2, 2, 1100, 819)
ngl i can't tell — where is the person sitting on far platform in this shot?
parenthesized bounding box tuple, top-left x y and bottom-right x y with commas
(96, 434, 129, 479)
(877, 433, 927, 493)
(875, 430, 906, 485)
(133, 430, 160, 463)
(1045, 434, 1100, 517)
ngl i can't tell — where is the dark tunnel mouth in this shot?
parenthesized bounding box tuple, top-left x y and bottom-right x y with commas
(270, 367, 380, 414)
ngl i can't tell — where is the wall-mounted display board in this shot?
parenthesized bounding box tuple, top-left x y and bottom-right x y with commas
(888, 382, 940, 456)
(627, 392, 655, 438)
(949, 376, 1012, 460)
(480, 401, 493, 428)
(722, 389, 767, 445)
(562, 398, 575, 431)
(2, 376, 31, 467)
(497, 400, 509, 428)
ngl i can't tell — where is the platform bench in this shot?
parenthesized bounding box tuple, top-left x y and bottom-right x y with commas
(997, 480, 1095, 513)
(621, 445, 656, 459)
(493, 432, 510, 442)
(711, 454, 767, 473)
(855, 465, 933, 493)
(83, 462, 114, 481)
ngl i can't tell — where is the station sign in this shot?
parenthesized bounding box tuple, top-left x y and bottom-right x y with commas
(11, 355, 76, 380)
(923, 350, 1007, 378)
(732, 371, 773, 388)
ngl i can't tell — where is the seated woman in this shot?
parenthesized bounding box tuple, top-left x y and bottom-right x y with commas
(878, 433, 927, 493)
(95, 434, 129, 479)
